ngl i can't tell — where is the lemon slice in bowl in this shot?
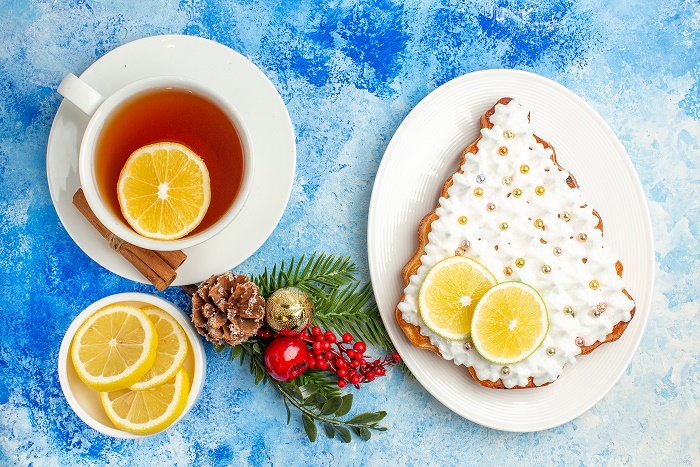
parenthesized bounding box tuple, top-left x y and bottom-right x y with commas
(70, 304, 158, 392)
(129, 306, 188, 391)
(101, 367, 190, 435)
(418, 256, 498, 340)
(117, 142, 211, 240)
(471, 281, 549, 365)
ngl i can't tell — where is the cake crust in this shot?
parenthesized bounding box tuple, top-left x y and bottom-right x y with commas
(395, 97, 636, 389)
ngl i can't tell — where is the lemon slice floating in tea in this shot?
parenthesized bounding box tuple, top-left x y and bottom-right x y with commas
(117, 142, 211, 240)
(101, 367, 190, 435)
(71, 304, 158, 392)
(471, 281, 549, 365)
(418, 256, 497, 340)
(129, 306, 189, 391)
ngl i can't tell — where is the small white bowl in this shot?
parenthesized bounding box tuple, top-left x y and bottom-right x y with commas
(58, 292, 206, 438)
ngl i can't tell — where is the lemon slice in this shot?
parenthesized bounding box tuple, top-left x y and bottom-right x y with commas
(118, 142, 211, 240)
(101, 367, 190, 435)
(71, 304, 158, 392)
(129, 306, 188, 391)
(418, 256, 498, 340)
(471, 281, 549, 365)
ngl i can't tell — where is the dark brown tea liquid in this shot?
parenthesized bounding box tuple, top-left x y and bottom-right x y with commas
(95, 88, 245, 235)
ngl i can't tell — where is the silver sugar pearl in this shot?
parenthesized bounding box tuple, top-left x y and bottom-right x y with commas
(476, 174, 485, 184)
(553, 246, 562, 256)
(463, 341, 472, 351)
(597, 302, 607, 312)
(503, 129, 515, 140)
(486, 202, 496, 212)
(546, 346, 556, 356)
(461, 239, 471, 249)
(501, 366, 511, 375)
(502, 176, 512, 186)
(593, 309, 602, 317)
(575, 337, 585, 346)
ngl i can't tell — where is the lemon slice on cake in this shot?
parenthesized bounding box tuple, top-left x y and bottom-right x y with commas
(117, 142, 211, 240)
(71, 304, 158, 392)
(418, 256, 497, 340)
(471, 281, 549, 365)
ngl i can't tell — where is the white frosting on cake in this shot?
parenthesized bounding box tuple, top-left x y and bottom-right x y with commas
(397, 99, 635, 388)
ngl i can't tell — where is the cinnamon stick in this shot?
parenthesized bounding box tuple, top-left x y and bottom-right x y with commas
(72, 189, 187, 291)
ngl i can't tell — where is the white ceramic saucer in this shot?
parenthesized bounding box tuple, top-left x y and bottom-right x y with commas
(47, 35, 296, 285)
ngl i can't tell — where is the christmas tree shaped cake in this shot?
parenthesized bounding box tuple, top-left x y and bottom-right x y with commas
(396, 98, 636, 389)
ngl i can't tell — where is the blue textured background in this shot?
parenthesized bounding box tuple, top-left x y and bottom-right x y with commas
(1, 0, 699, 465)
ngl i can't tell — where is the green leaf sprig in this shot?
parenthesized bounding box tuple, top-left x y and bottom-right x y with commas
(232, 339, 388, 442)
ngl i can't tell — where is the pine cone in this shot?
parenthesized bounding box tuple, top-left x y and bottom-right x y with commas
(191, 272, 265, 346)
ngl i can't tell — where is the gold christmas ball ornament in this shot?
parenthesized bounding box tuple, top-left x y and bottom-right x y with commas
(265, 287, 314, 336)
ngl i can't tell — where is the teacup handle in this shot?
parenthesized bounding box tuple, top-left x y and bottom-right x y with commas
(57, 73, 106, 116)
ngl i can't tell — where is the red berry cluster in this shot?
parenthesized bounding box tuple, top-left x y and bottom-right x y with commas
(298, 326, 400, 389)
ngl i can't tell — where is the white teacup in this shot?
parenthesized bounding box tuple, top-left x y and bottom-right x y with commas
(58, 73, 254, 251)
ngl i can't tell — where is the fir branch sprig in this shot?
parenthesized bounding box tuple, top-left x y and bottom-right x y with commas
(312, 281, 393, 350)
(233, 339, 388, 442)
(216, 253, 412, 442)
(253, 253, 357, 298)
(251, 253, 403, 359)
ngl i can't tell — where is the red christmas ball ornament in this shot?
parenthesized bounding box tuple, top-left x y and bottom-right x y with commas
(263, 336, 311, 382)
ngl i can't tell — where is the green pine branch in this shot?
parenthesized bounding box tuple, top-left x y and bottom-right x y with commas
(218, 252, 416, 443)
(253, 252, 357, 298)
(250, 252, 408, 366)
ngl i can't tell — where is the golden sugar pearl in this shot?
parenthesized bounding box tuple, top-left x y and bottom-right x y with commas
(503, 129, 514, 140)
(534, 219, 544, 229)
(541, 264, 552, 274)
(578, 233, 588, 242)
(520, 164, 530, 174)
(561, 211, 572, 222)
(455, 240, 471, 255)
(553, 246, 563, 256)
(546, 347, 557, 356)
(513, 188, 523, 198)
(589, 280, 600, 290)
(502, 176, 512, 186)
(474, 187, 484, 197)
(503, 266, 513, 276)
(499, 222, 509, 231)
(458, 216, 468, 225)
(515, 258, 525, 268)
(498, 146, 509, 156)
(563, 305, 574, 315)
(535, 186, 546, 196)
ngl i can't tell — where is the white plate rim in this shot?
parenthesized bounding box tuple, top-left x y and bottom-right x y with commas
(368, 69, 654, 432)
(46, 34, 296, 285)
